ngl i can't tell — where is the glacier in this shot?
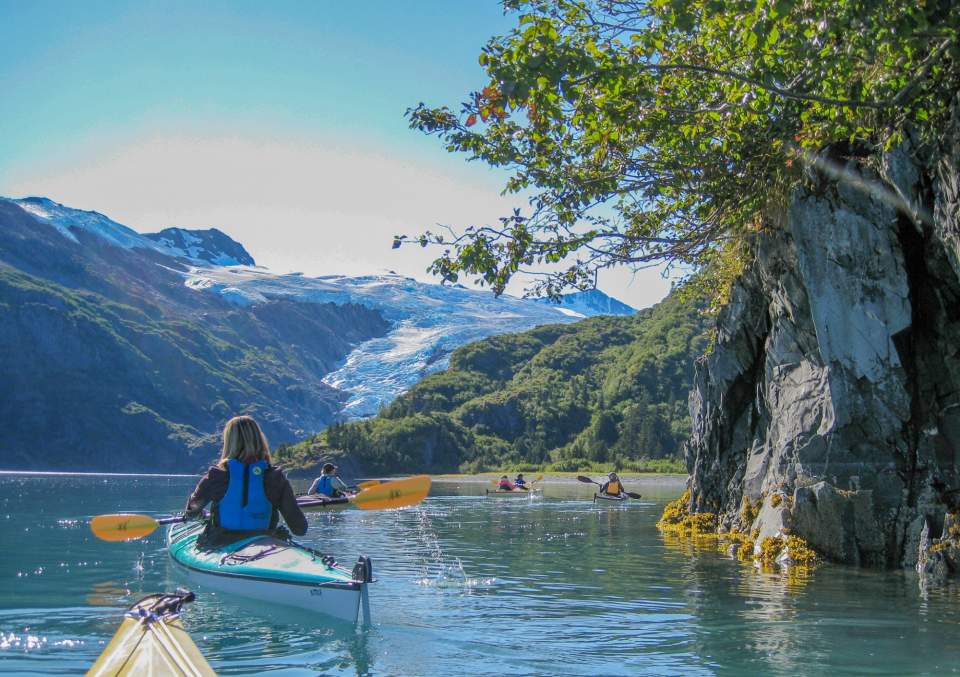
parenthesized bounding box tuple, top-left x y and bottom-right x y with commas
(4, 194, 635, 419)
(182, 268, 634, 417)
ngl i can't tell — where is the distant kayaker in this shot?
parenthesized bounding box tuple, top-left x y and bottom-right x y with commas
(307, 463, 351, 498)
(498, 475, 515, 491)
(600, 472, 626, 498)
(185, 415, 307, 539)
(514, 473, 529, 491)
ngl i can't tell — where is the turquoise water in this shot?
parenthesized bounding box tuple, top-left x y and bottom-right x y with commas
(2, 474, 960, 675)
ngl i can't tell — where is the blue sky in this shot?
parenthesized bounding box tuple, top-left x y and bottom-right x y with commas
(0, 1, 670, 307)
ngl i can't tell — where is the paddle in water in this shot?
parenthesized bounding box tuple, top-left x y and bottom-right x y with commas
(576, 475, 641, 499)
(91, 475, 433, 542)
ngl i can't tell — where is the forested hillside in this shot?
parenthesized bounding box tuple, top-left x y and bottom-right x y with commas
(279, 288, 708, 474)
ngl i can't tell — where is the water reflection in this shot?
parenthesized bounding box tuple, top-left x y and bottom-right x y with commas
(3, 474, 960, 675)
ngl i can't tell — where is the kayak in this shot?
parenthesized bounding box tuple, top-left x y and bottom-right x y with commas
(296, 493, 352, 512)
(594, 492, 630, 502)
(87, 590, 214, 677)
(485, 489, 542, 497)
(167, 520, 372, 623)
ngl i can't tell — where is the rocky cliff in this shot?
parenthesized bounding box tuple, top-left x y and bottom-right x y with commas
(685, 98, 960, 571)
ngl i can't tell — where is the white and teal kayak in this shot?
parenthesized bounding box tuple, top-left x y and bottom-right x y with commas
(167, 521, 372, 623)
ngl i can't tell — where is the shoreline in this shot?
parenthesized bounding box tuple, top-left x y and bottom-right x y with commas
(0, 469, 201, 477)
(0, 469, 689, 485)
(398, 472, 688, 485)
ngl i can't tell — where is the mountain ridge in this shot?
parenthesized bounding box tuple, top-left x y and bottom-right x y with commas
(0, 195, 640, 469)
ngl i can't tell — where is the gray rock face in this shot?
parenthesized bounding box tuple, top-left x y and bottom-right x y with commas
(687, 99, 960, 568)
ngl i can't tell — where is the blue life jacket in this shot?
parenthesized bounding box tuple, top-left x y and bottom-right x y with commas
(515, 478, 526, 487)
(314, 475, 335, 496)
(219, 459, 271, 531)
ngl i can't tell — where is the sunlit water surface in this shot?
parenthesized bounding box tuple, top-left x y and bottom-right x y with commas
(2, 474, 960, 675)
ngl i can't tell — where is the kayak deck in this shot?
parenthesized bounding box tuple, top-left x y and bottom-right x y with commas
(167, 521, 371, 623)
(87, 590, 214, 677)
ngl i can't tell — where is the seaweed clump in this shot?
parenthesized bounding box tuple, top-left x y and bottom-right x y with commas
(657, 490, 717, 535)
(756, 535, 818, 567)
(740, 495, 760, 526)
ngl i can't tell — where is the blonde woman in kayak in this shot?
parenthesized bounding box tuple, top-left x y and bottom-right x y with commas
(185, 415, 307, 541)
(599, 472, 626, 498)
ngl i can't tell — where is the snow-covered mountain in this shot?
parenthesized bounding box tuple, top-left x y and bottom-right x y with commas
(144, 227, 255, 266)
(9, 197, 255, 266)
(535, 288, 636, 317)
(2, 195, 632, 425)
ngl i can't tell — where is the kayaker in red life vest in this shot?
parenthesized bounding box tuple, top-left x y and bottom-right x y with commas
(185, 415, 307, 541)
(498, 475, 515, 491)
(307, 463, 351, 498)
(600, 472, 626, 498)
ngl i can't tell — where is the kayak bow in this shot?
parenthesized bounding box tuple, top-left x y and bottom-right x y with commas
(167, 520, 373, 623)
(86, 589, 214, 677)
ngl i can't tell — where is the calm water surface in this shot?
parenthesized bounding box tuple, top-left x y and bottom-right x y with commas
(1, 474, 959, 675)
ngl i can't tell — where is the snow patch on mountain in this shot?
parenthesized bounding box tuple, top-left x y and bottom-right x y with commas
(7, 197, 164, 251)
(144, 227, 255, 266)
(182, 267, 623, 416)
(536, 289, 636, 317)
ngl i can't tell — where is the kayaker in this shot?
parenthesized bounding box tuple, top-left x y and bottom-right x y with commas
(599, 472, 626, 498)
(307, 463, 351, 498)
(514, 473, 529, 490)
(498, 475, 515, 491)
(185, 415, 307, 540)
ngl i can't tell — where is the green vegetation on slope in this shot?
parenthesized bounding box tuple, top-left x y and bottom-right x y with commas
(278, 289, 707, 474)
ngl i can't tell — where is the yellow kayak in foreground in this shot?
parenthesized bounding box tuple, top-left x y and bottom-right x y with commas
(87, 590, 214, 677)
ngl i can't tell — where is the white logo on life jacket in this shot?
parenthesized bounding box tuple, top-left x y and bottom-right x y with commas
(252, 466, 263, 475)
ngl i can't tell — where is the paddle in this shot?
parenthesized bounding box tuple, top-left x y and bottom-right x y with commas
(350, 475, 431, 510)
(90, 514, 188, 542)
(576, 475, 641, 500)
(355, 479, 384, 490)
(91, 476, 432, 542)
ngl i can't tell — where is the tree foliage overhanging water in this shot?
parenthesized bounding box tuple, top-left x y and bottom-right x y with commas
(404, 0, 960, 302)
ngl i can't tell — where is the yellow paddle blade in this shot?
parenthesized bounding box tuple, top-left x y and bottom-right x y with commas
(532, 474, 544, 483)
(351, 475, 431, 510)
(90, 514, 160, 542)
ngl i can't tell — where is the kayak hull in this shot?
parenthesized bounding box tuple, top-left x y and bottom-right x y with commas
(485, 489, 542, 498)
(167, 521, 367, 623)
(594, 492, 628, 502)
(296, 494, 352, 512)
